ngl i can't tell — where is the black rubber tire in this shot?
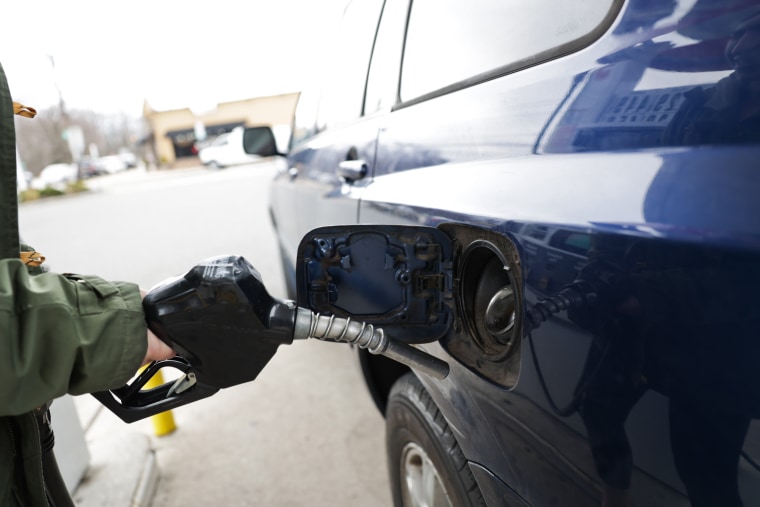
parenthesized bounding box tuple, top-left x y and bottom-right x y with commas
(386, 372, 485, 507)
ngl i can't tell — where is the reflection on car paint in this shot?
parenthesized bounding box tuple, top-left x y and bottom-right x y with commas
(543, 8, 760, 153)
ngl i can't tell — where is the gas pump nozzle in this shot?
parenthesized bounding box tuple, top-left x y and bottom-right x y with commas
(93, 255, 448, 423)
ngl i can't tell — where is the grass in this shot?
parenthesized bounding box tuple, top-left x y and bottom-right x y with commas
(19, 179, 89, 202)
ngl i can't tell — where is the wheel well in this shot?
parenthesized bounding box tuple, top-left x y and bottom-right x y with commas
(357, 348, 410, 416)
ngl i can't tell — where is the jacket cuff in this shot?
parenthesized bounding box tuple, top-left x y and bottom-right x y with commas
(108, 281, 148, 388)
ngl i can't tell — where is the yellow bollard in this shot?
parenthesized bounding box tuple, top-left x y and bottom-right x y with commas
(139, 366, 177, 436)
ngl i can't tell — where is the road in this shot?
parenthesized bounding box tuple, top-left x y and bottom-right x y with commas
(18, 163, 392, 507)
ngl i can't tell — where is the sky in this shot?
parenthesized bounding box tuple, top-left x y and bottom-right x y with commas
(1, 0, 350, 117)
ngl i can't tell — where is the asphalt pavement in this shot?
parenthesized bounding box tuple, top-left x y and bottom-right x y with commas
(19, 162, 393, 506)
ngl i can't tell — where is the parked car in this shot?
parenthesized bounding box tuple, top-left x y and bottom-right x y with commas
(31, 163, 78, 190)
(198, 127, 263, 169)
(78, 156, 107, 178)
(261, 1, 760, 506)
(118, 148, 138, 168)
(95, 155, 128, 174)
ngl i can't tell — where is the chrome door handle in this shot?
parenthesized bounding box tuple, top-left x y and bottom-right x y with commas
(337, 160, 368, 182)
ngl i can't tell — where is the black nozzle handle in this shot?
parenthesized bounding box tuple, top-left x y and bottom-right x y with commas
(91, 359, 219, 423)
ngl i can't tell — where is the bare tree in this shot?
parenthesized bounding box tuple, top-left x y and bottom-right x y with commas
(15, 108, 140, 176)
(14, 110, 71, 175)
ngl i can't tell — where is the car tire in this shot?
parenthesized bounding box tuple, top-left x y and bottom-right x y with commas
(386, 372, 485, 507)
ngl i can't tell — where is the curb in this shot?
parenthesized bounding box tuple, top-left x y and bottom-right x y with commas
(72, 432, 160, 507)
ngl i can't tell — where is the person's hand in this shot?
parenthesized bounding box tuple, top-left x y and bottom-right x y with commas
(143, 328, 176, 366)
(141, 289, 176, 365)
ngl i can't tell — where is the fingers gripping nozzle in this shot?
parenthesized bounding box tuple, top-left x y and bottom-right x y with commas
(292, 308, 449, 379)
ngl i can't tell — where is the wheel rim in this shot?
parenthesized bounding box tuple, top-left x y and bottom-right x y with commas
(400, 442, 453, 507)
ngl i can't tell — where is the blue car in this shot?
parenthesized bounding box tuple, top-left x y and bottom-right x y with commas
(262, 0, 760, 505)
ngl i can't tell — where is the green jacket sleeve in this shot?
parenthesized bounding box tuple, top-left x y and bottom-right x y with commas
(0, 258, 148, 416)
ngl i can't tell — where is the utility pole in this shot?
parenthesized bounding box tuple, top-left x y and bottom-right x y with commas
(47, 54, 67, 123)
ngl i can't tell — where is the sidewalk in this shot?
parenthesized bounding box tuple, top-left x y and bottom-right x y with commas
(70, 395, 161, 506)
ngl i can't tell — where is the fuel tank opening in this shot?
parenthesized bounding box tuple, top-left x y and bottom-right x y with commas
(435, 224, 524, 389)
(461, 242, 520, 361)
(485, 285, 516, 342)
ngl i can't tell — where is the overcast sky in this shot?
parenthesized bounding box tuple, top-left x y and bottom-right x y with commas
(1, 0, 349, 117)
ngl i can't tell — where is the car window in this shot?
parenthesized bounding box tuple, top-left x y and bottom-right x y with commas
(364, 0, 410, 115)
(400, 0, 619, 103)
(315, 0, 385, 131)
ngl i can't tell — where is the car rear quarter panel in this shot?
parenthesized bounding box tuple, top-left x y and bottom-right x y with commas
(360, 147, 760, 505)
(357, 5, 760, 504)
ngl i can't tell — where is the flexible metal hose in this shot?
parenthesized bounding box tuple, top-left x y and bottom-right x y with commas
(293, 308, 449, 379)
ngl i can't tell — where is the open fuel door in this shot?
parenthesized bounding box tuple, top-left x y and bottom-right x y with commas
(296, 226, 455, 345)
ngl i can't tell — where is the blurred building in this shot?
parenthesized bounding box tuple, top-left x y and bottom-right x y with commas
(142, 92, 299, 167)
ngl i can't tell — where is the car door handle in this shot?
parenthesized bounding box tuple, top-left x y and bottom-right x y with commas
(288, 167, 299, 179)
(337, 160, 368, 182)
